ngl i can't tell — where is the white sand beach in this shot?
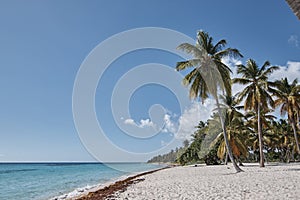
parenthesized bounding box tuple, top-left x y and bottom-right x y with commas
(113, 163, 300, 200)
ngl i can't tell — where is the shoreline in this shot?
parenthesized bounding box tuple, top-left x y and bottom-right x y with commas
(50, 165, 170, 200)
(74, 166, 170, 200)
(75, 162, 300, 200)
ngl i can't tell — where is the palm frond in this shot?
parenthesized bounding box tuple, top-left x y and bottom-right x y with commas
(182, 68, 198, 86)
(213, 39, 227, 53)
(214, 48, 243, 59)
(233, 77, 252, 85)
(258, 61, 270, 75)
(260, 65, 279, 77)
(177, 43, 204, 58)
(176, 59, 200, 71)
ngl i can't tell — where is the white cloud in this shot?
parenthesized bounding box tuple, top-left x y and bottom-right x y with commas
(270, 61, 300, 82)
(222, 56, 242, 67)
(139, 119, 154, 128)
(123, 113, 175, 132)
(162, 114, 177, 133)
(124, 118, 136, 126)
(124, 118, 155, 128)
(176, 99, 215, 140)
(122, 100, 215, 141)
(288, 35, 299, 48)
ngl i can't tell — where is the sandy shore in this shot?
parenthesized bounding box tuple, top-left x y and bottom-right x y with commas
(73, 167, 169, 200)
(110, 163, 300, 200)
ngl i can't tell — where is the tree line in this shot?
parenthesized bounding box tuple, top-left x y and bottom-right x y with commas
(148, 31, 300, 172)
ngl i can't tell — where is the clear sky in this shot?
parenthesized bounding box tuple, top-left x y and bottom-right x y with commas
(0, 0, 299, 162)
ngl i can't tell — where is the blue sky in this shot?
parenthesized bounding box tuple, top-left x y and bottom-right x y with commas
(0, 0, 299, 162)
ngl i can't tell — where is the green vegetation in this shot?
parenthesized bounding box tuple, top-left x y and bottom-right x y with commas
(176, 30, 243, 172)
(148, 30, 300, 169)
(147, 139, 189, 163)
(233, 59, 279, 167)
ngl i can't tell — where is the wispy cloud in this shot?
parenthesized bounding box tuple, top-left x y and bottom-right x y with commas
(288, 35, 299, 48)
(123, 113, 176, 132)
(161, 114, 177, 133)
(123, 100, 215, 141)
(176, 99, 215, 140)
(124, 118, 135, 125)
(124, 118, 155, 128)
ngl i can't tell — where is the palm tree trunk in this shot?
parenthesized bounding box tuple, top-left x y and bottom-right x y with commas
(224, 151, 229, 165)
(291, 119, 300, 154)
(297, 111, 299, 130)
(238, 159, 244, 166)
(215, 96, 243, 172)
(257, 104, 265, 167)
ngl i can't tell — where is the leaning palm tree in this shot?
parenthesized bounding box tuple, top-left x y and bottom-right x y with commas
(271, 78, 300, 154)
(176, 31, 243, 172)
(233, 59, 279, 167)
(219, 95, 249, 164)
(208, 96, 249, 165)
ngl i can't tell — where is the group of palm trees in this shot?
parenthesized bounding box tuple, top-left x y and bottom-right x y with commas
(176, 31, 300, 172)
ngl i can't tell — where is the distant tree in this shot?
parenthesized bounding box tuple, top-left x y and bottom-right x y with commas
(183, 139, 190, 148)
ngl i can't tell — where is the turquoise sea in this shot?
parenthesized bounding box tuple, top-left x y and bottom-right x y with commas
(0, 163, 164, 200)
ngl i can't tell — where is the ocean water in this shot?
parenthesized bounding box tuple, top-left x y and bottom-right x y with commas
(0, 163, 164, 200)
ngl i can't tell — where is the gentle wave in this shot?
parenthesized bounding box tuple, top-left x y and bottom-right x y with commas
(50, 174, 133, 200)
(50, 184, 100, 200)
(0, 168, 37, 174)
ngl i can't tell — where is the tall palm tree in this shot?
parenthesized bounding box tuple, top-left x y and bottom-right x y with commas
(272, 78, 300, 154)
(176, 31, 243, 172)
(233, 59, 279, 167)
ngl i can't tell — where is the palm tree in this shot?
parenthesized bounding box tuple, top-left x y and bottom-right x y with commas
(286, 0, 300, 20)
(210, 95, 249, 165)
(272, 78, 300, 154)
(245, 109, 277, 163)
(272, 119, 296, 162)
(176, 31, 243, 172)
(233, 59, 279, 167)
